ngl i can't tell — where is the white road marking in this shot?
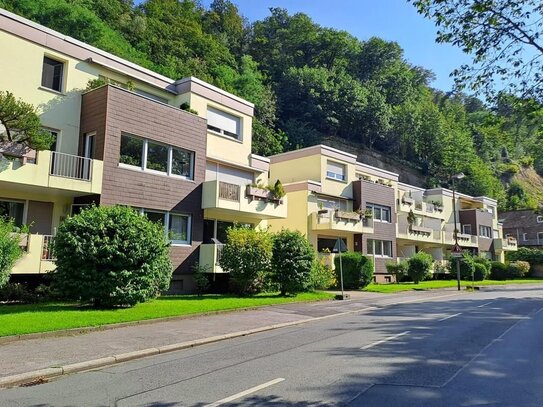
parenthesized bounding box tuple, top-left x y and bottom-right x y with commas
(438, 312, 462, 322)
(203, 378, 285, 407)
(361, 331, 410, 350)
(477, 301, 493, 308)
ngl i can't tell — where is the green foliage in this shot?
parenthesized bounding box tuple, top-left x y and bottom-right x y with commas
(507, 247, 543, 267)
(270, 230, 315, 295)
(219, 226, 273, 295)
(51, 205, 172, 307)
(473, 262, 491, 281)
(0, 91, 54, 151)
(496, 162, 520, 176)
(267, 179, 286, 199)
(309, 258, 335, 290)
(508, 261, 531, 278)
(334, 252, 373, 289)
(191, 263, 210, 296)
(179, 102, 199, 115)
(385, 260, 408, 283)
(490, 261, 509, 280)
(0, 218, 23, 289)
(407, 252, 433, 284)
(0, 282, 35, 303)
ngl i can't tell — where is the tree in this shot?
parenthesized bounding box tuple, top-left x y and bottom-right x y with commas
(51, 205, 172, 307)
(219, 226, 273, 295)
(270, 230, 315, 295)
(0, 91, 54, 151)
(411, 0, 543, 101)
(407, 251, 433, 284)
(0, 218, 23, 289)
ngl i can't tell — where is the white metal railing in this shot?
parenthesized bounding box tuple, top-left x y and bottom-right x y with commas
(215, 243, 225, 264)
(50, 151, 93, 181)
(41, 235, 55, 261)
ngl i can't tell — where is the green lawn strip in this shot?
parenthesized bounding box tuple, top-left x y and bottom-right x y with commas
(364, 278, 543, 293)
(0, 291, 333, 337)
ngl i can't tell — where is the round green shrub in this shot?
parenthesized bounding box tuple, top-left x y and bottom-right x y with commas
(508, 261, 530, 278)
(334, 252, 373, 289)
(407, 252, 433, 284)
(52, 205, 172, 307)
(309, 257, 335, 290)
(271, 230, 315, 295)
(490, 261, 509, 280)
(472, 262, 490, 281)
(385, 260, 408, 283)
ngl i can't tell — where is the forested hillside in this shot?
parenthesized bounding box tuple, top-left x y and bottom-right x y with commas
(2, 0, 543, 210)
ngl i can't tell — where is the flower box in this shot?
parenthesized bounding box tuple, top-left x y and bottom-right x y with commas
(335, 210, 361, 221)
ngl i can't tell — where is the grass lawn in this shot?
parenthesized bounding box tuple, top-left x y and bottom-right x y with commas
(364, 278, 543, 293)
(0, 291, 333, 337)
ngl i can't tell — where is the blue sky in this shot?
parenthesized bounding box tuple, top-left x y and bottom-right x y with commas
(198, 0, 470, 91)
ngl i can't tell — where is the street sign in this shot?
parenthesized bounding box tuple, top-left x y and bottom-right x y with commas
(332, 238, 347, 253)
(451, 243, 463, 258)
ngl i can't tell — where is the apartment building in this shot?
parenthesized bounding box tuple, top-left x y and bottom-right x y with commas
(500, 210, 543, 248)
(269, 145, 517, 282)
(0, 9, 285, 292)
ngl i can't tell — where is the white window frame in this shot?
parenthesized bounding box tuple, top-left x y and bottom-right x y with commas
(367, 203, 391, 223)
(537, 232, 543, 242)
(206, 107, 242, 140)
(462, 224, 472, 234)
(479, 225, 492, 238)
(367, 239, 393, 258)
(537, 215, 543, 223)
(326, 161, 346, 182)
(140, 209, 192, 246)
(523, 233, 528, 241)
(119, 133, 194, 180)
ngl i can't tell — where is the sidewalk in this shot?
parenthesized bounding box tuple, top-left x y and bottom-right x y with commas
(0, 289, 460, 387)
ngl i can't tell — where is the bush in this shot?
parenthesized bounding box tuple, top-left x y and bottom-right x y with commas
(407, 252, 433, 284)
(219, 226, 273, 295)
(309, 257, 336, 290)
(0, 282, 35, 303)
(271, 230, 315, 295)
(0, 218, 24, 289)
(192, 263, 210, 297)
(385, 260, 408, 283)
(334, 252, 373, 289)
(507, 247, 543, 275)
(472, 262, 490, 281)
(51, 205, 172, 307)
(508, 261, 530, 278)
(490, 261, 509, 280)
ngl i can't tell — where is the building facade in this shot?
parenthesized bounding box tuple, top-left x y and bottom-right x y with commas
(500, 210, 543, 248)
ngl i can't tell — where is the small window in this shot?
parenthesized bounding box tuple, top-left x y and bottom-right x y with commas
(207, 107, 241, 139)
(367, 239, 393, 257)
(479, 225, 492, 238)
(144, 210, 165, 225)
(523, 233, 528, 241)
(385, 276, 391, 283)
(120, 134, 143, 167)
(537, 215, 543, 223)
(383, 241, 393, 257)
(0, 199, 25, 227)
(168, 213, 190, 244)
(146, 141, 168, 173)
(462, 224, 472, 235)
(326, 161, 346, 181)
(171, 147, 193, 178)
(367, 239, 374, 255)
(41, 56, 64, 92)
(367, 203, 391, 223)
(537, 232, 543, 242)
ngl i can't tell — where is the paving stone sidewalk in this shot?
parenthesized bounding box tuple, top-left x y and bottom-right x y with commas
(0, 290, 457, 380)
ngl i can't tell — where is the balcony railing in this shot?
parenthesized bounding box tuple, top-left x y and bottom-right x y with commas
(41, 235, 55, 261)
(50, 152, 93, 181)
(218, 181, 240, 202)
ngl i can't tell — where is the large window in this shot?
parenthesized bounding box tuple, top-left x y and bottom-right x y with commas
(318, 237, 347, 252)
(479, 225, 492, 238)
(119, 133, 194, 179)
(41, 56, 64, 92)
(316, 196, 348, 211)
(207, 107, 241, 139)
(367, 239, 393, 257)
(326, 161, 346, 181)
(142, 209, 191, 245)
(0, 199, 24, 227)
(367, 203, 391, 223)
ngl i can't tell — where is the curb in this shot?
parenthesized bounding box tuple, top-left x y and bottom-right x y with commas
(0, 291, 462, 389)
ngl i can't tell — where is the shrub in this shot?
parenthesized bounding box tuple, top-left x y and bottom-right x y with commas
(0, 218, 24, 289)
(508, 261, 530, 278)
(309, 257, 336, 290)
(192, 263, 210, 297)
(472, 262, 490, 281)
(271, 230, 315, 295)
(385, 260, 408, 283)
(507, 247, 543, 275)
(51, 205, 172, 307)
(407, 252, 433, 284)
(219, 226, 273, 295)
(0, 282, 35, 303)
(334, 252, 373, 289)
(490, 261, 509, 280)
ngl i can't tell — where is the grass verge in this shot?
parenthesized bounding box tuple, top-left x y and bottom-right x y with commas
(0, 291, 333, 337)
(364, 279, 543, 293)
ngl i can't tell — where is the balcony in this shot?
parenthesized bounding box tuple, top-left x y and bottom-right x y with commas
(199, 243, 225, 273)
(202, 180, 287, 219)
(396, 224, 443, 244)
(442, 231, 479, 247)
(311, 210, 374, 234)
(0, 150, 103, 195)
(494, 236, 518, 252)
(12, 234, 56, 275)
(398, 199, 444, 219)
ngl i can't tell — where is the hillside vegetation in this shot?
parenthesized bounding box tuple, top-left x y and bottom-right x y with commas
(2, 0, 542, 210)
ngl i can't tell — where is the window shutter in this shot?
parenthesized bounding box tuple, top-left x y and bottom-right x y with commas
(207, 107, 241, 137)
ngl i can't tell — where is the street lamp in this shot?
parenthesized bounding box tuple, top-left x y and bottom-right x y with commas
(451, 173, 465, 291)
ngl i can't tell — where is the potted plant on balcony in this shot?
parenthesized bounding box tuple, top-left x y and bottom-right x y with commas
(317, 202, 328, 215)
(431, 200, 444, 212)
(267, 179, 285, 204)
(246, 182, 270, 200)
(407, 209, 417, 232)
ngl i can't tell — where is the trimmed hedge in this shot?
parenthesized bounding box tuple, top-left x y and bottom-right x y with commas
(334, 252, 373, 289)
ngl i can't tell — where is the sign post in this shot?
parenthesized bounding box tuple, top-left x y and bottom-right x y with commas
(333, 237, 348, 300)
(451, 243, 463, 291)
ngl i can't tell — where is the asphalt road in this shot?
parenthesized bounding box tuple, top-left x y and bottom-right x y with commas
(2, 285, 543, 406)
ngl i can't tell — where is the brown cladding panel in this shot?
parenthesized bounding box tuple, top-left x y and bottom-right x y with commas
(459, 209, 494, 253)
(27, 201, 53, 234)
(354, 180, 397, 275)
(80, 86, 207, 280)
